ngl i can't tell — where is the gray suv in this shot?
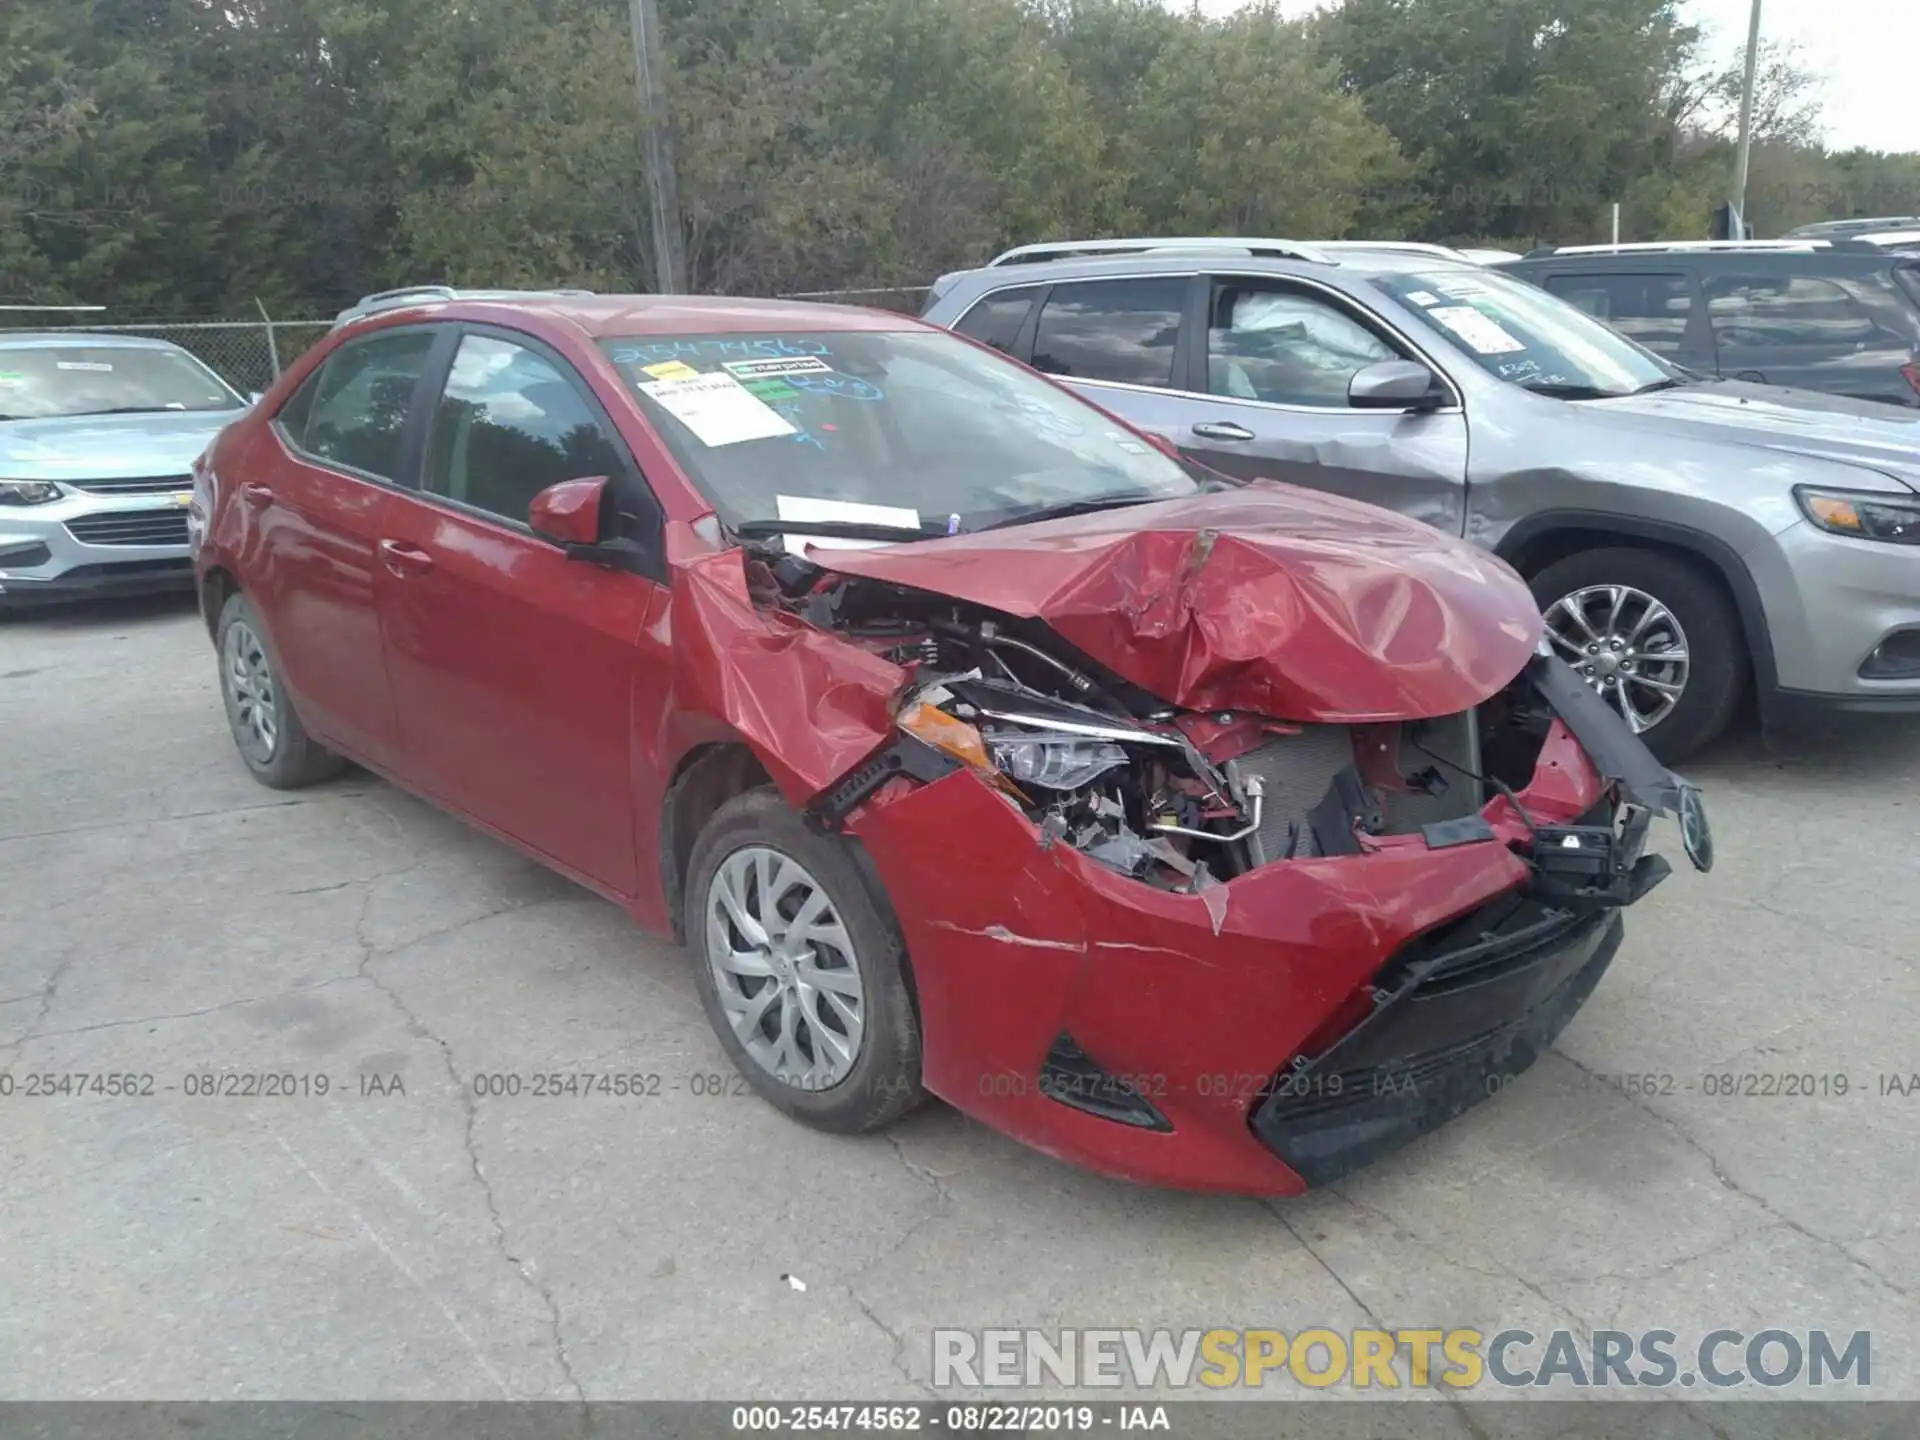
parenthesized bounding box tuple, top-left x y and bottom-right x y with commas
(921, 238, 1920, 760)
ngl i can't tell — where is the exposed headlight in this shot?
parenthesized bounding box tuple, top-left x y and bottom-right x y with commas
(0, 480, 63, 506)
(1795, 486, 1920, 545)
(986, 733, 1128, 791)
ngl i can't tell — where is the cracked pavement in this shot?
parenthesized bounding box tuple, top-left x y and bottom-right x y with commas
(2, 594, 1917, 1405)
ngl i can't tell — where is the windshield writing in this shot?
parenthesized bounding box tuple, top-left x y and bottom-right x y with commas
(601, 330, 1197, 535)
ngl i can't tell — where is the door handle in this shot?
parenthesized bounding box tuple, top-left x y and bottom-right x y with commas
(378, 539, 435, 577)
(238, 482, 273, 509)
(1191, 421, 1256, 442)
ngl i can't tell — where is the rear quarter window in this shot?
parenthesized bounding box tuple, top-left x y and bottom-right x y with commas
(953, 287, 1039, 355)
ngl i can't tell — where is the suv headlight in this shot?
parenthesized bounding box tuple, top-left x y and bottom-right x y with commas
(1796, 486, 1920, 545)
(0, 480, 63, 506)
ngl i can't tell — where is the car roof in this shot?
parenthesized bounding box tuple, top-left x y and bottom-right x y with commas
(1506, 245, 1905, 273)
(0, 331, 194, 351)
(342, 293, 923, 340)
(940, 249, 1475, 295)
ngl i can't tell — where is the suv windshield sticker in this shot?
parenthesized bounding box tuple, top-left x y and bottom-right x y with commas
(1429, 305, 1526, 356)
(1403, 290, 1441, 307)
(643, 360, 701, 381)
(56, 360, 116, 372)
(637, 371, 797, 447)
(722, 356, 833, 380)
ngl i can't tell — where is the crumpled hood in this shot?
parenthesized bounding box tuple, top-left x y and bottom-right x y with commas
(0, 409, 246, 480)
(1582, 381, 1920, 491)
(813, 482, 1543, 724)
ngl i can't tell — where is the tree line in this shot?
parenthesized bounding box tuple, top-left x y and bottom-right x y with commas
(3, 0, 1917, 317)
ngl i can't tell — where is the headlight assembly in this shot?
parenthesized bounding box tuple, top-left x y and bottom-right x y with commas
(986, 733, 1128, 791)
(1795, 486, 1920, 545)
(0, 480, 63, 506)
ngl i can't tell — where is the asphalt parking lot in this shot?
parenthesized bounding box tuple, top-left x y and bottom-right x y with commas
(2, 593, 1917, 1416)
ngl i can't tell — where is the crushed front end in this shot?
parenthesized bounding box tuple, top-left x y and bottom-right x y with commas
(722, 516, 1710, 1193)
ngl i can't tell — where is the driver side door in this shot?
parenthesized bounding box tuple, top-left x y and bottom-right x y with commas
(1180, 275, 1470, 536)
(376, 325, 669, 897)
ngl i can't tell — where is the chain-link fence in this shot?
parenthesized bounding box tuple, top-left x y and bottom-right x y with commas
(0, 318, 335, 396)
(3, 286, 934, 398)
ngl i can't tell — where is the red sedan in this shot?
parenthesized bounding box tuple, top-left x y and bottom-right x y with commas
(190, 291, 1711, 1193)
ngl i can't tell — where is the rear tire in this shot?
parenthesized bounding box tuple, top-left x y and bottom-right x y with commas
(685, 788, 924, 1134)
(215, 591, 347, 789)
(1529, 547, 1745, 764)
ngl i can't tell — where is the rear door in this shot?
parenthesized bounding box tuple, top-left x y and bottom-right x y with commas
(376, 326, 670, 896)
(1701, 268, 1920, 406)
(1018, 274, 1207, 446)
(1179, 274, 1470, 536)
(243, 325, 441, 768)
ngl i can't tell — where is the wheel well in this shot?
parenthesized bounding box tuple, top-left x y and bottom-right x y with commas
(660, 743, 772, 944)
(199, 565, 235, 638)
(1497, 522, 1769, 689)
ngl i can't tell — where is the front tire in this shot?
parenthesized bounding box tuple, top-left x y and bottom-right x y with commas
(215, 592, 346, 789)
(1529, 547, 1744, 763)
(684, 788, 924, 1133)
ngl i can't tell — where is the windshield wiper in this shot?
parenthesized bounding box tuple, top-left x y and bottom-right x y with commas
(730, 518, 950, 546)
(1630, 378, 1688, 395)
(974, 492, 1164, 532)
(1518, 382, 1631, 401)
(63, 406, 194, 418)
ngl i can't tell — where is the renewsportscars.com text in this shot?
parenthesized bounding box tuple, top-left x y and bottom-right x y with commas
(931, 1327, 1872, 1392)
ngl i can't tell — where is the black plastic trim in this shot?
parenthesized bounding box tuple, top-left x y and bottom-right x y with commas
(1038, 1033, 1174, 1132)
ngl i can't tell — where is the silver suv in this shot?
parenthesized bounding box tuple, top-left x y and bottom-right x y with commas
(1, 333, 251, 607)
(921, 238, 1920, 760)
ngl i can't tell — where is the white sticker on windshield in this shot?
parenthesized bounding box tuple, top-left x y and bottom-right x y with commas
(775, 495, 923, 554)
(1403, 290, 1440, 307)
(1428, 305, 1525, 355)
(637, 372, 794, 447)
(56, 361, 115, 372)
(722, 356, 833, 380)
(1436, 278, 1489, 299)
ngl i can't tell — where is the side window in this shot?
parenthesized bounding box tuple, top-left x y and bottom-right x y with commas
(1542, 272, 1692, 356)
(1206, 280, 1397, 407)
(1703, 273, 1878, 348)
(299, 330, 437, 480)
(422, 334, 629, 526)
(953, 286, 1039, 355)
(1031, 278, 1186, 387)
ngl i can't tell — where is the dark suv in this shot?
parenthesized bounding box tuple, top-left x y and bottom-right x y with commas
(1502, 241, 1920, 409)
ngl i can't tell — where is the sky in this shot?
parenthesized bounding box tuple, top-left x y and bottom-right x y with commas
(1180, 0, 1917, 154)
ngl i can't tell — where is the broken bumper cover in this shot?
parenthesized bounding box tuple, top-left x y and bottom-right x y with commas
(843, 658, 1703, 1194)
(1250, 893, 1623, 1187)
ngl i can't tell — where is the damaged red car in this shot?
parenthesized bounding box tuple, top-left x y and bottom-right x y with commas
(191, 292, 1713, 1194)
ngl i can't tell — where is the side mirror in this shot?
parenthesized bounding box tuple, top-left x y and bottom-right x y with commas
(1349, 360, 1446, 411)
(530, 476, 609, 547)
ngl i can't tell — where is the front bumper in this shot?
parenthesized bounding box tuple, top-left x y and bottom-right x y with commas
(0, 487, 195, 604)
(1252, 895, 1622, 1186)
(847, 659, 1699, 1194)
(1746, 519, 1920, 707)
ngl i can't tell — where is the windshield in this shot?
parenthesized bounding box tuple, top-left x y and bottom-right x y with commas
(600, 329, 1198, 536)
(1373, 268, 1677, 398)
(0, 344, 243, 420)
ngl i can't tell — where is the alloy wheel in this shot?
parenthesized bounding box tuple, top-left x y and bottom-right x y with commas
(223, 619, 279, 761)
(1542, 584, 1691, 735)
(704, 845, 866, 1091)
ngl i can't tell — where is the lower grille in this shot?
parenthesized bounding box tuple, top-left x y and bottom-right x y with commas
(64, 474, 192, 495)
(65, 511, 191, 547)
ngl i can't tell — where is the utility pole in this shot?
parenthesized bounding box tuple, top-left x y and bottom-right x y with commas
(1729, 0, 1764, 239)
(629, 0, 687, 294)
